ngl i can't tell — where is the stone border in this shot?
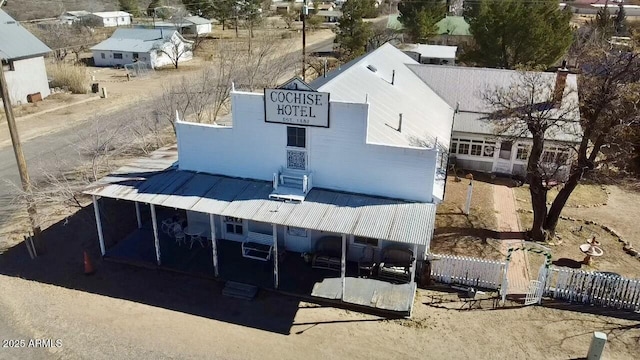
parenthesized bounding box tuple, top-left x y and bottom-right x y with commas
(516, 208, 639, 261)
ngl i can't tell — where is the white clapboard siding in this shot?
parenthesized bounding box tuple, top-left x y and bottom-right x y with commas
(428, 254, 506, 290)
(545, 267, 640, 311)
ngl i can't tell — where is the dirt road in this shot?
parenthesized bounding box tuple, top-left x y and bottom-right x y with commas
(0, 270, 637, 360)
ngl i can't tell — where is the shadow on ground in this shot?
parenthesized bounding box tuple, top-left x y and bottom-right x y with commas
(0, 199, 369, 335)
(552, 258, 584, 269)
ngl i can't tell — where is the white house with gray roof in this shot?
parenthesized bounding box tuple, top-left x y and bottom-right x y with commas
(88, 11, 132, 27)
(84, 43, 451, 315)
(153, 15, 213, 35)
(408, 64, 581, 180)
(90, 28, 193, 68)
(0, 9, 51, 104)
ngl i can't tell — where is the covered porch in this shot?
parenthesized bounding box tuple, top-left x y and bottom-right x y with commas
(101, 210, 417, 314)
(84, 146, 435, 316)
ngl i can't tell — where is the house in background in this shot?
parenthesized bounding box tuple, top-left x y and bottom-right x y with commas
(402, 44, 457, 65)
(154, 16, 213, 35)
(0, 9, 51, 104)
(84, 44, 453, 315)
(431, 16, 472, 46)
(182, 16, 212, 34)
(58, 10, 91, 25)
(315, 2, 336, 11)
(408, 64, 581, 180)
(316, 10, 342, 23)
(88, 11, 133, 27)
(91, 28, 193, 69)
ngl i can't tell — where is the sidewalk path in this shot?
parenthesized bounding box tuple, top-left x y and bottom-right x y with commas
(493, 185, 530, 295)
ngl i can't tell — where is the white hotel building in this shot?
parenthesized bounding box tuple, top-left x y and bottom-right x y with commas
(86, 44, 455, 315)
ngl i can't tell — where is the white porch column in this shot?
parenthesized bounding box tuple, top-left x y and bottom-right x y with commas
(411, 244, 418, 284)
(134, 201, 142, 229)
(210, 214, 219, 277)
(273, 224, 279, 289)
(341, 234, 347, 300)
(92, 195, 106, 256)
(150, 204, 161, 265)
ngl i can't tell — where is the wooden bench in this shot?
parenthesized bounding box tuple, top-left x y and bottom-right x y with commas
(242, 232, 274, 261)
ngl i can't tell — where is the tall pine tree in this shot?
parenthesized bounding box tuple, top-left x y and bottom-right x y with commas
(335, 0, 375, 60)
(397, 0, 447, 42)
(463, 0, 573, 69)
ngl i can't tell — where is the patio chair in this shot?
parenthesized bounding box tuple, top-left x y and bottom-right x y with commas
(358, 245, 376, 278)
(161, 218, 175, 236)
(173, 223, 186, 246)
(377, 246, 413, 284)
(189, 234, 205, 249)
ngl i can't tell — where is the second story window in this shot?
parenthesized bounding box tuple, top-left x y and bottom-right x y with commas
(287, 126, 306, 148)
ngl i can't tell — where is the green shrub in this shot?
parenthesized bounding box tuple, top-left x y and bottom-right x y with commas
(48, 63, 88, 94)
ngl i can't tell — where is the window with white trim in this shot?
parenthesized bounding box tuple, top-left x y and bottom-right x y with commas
(455, 138, 496, 157)
(287, 126, 306, 148)
(470, 144, 483, 156)
(457, 143, 470, 155)
(450, 141, 458, 154)
(113, 53, 123, 59)
(287, 226, 308, 237)
(224, 216, 243, 235)
(516, 144, 530, 161)
(540, 146, 571, 165)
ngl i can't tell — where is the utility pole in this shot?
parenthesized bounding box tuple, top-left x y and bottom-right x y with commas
(0, 60, 43, 252)
(302, 0, 308, 81)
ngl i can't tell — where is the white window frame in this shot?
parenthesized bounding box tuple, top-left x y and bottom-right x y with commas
(516, 144, 530, 161)
(287, 226, 308, 237)
(224, 216, 243, 235)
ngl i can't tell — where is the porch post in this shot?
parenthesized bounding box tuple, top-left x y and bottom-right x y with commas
(150, 204, 161, 265)
(92, 195, 106, 256)
(411, 244, 418, 284)
(273, 224, 279, 289)
(341, 233, 346, 300)
(134, 201, 142, 229)
(210, 214, 218, 277)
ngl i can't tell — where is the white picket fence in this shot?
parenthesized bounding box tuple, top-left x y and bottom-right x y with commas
(545, 267, 640, 311)
(428, 254, 506, 290)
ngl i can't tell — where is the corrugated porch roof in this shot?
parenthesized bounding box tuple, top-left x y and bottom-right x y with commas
(84, 146, 435, 246)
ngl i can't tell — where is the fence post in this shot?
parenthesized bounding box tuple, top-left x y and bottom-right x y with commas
(586, 332, 607, 360)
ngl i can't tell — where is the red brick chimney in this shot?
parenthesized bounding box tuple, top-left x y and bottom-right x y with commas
(553, 60, 569, 106)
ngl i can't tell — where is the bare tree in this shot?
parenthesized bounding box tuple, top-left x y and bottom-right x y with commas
(209, 46, 242, 121)
(483, 69, 580, 241)
(156, 76, 193, 132)
(32, 22, 95, 62)
(485, 43, 640, 241)
(153, 32, 194, 69)
(236, 34, 299, 92)
(367, 21, 403, 52)
(307, 56, 338, 79)
(282, 9, 298, 29)
(10, 119, 131, 229)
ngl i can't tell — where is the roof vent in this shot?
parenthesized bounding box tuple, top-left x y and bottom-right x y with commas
(366, 64, 377, 73)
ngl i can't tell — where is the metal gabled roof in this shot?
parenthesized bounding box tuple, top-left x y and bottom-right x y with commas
(84, 146, 436, 246)
(0, 10, 51, 60)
